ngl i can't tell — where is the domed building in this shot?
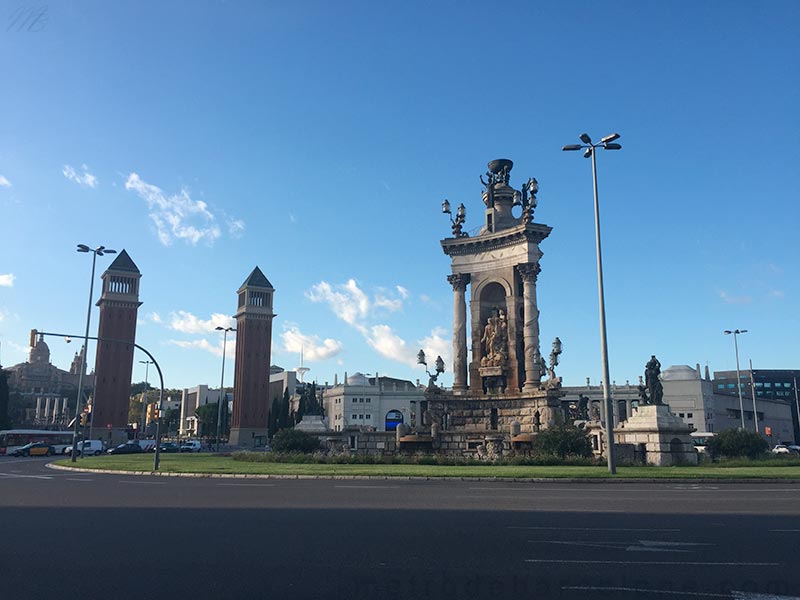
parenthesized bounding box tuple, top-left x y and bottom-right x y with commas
(6, 333, 94, 426)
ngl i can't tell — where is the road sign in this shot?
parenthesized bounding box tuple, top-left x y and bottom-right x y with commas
(106, 423, 113, 430)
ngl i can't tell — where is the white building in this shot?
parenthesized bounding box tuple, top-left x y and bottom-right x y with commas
(323, 372, 424, 432)
(179, 385, 231, 437)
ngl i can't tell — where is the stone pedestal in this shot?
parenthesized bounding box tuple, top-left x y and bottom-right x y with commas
(615, 404, 698, 466)
(229, 427, 268, 448)
(295, 415, 327, 434)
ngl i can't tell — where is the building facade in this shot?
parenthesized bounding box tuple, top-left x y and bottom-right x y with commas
(323, 373, 424, 433)
(6, 335, 91, 427)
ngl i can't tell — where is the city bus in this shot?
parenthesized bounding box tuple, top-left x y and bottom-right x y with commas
(0, 430, 75, 455)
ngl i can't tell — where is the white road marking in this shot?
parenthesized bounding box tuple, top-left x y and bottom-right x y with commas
(511, 526, 680, 532)
(333, 485, 400, 489)
(770, 529, 800, 533)
(0, 472, 53, 480)
(218, 483, 276, 487)
(562, 586, 729, 597)
(527, 559, 780, 566)
(118, 480, 165, 485)
(732, 593, 800, 599)
(532, 540, 701, 553)
(64, 478, 93, 482)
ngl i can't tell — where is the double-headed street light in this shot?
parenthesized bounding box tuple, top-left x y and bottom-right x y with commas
(563, 133, 622, 475)
(724, 329, 748, 429)
(70, 244, 116, 463)
(139, 360, 153, 439)
(215, 326, 236, 452)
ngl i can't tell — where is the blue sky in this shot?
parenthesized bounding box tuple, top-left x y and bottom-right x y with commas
(1, 1, 798, 391)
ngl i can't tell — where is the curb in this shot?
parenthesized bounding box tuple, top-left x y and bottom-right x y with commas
(45, 463, 800, 484)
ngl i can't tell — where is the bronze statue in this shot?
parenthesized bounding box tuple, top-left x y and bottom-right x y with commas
(643, 355, 664, 405)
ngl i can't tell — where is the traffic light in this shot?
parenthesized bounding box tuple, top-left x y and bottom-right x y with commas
(79, 412, 88, 426)
(30, 329, 38, 348)
(146, 402, 159, 424)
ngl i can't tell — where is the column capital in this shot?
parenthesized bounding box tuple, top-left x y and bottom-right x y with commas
(517, 262, 541, 283)
(447, 273, 470, 291)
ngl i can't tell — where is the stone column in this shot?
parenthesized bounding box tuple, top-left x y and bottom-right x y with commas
(517, 263, 542, 391)
(447, 273, 470, 393)
(35, 397, 42, 420)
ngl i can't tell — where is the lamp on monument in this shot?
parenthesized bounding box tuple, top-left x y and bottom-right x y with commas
(442, 199, 451, 214)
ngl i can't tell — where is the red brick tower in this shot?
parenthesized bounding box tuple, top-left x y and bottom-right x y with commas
(92, 250, 141, 443)
(229, 267, 275, 447)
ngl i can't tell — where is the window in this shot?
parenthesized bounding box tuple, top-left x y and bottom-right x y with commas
(679, 413, 685, 418)
(359, 398, 364, 403)
(366, 398, 371, 403)
(359, 414, 364, 419)
(687, 413, 693, 418)
(366, 414, 371, 419)
(352, 398, 357, 403)
(688, 423, 694, 429)
(707, 412, 713, 421)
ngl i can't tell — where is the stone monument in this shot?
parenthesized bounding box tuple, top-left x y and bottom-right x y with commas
(615, 355, 698, 465)
(418, 159, 565, 455)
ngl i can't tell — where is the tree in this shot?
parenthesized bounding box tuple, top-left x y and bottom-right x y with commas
(532, 425, 593, 458)
(194, 402, 219, 438)
(269, 389, 292, 438)
(0, 366, 12, 430)
(706, 428, 768, 460)
(271, 429, 319, 453)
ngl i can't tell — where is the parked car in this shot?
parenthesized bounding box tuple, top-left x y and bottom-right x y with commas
(107, 442, 144, 455)
(159, 442, 180, 453)
(180, 440, 202, 453)
(65, 440, 105, 457)
(12, 442, 56, 457)
(771, 444, 791, 455)
(786, 445, 800, 454)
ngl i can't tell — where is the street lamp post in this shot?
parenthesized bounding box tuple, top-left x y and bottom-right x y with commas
(39, 330, 165, 471)
(70, 244, 116, 463)
(724, 329, 748, 429)
(215, 326, 236, 452)
(563, 133, 622, 475)
(139, 360, 153, 439)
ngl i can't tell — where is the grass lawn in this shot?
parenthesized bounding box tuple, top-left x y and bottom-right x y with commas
(52, 454, 800, 479)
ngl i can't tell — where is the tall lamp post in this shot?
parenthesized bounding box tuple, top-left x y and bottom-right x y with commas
(138, 360, 153, 439)
(215, 326, 236, 452)
(724, 329, 748, 429)
(563, 132, 622, 475)
(70, 244, 116, 463)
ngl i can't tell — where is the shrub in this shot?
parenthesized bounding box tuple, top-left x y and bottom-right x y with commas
(532, 425, 593, 459)
(271, 429, 320, 454)
(706, 429, 768, 460)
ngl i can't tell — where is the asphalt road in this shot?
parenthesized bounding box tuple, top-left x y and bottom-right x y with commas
(2, 457, 799, 600)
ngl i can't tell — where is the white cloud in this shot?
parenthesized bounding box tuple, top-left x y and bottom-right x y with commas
(281, 324, 343, 361)
(0, 175, 11, 187)
(374, 295, 403, 312)
(0, 273, 14, 287)
(0, 308, 6, 322)
(396, 286, 409, 299)
(63, 164, 98, 188)
(366, 324, 417, 367)
(5, 340, 28, 357)
(148, 311, 163, 323)
(125, 172, 243, 246)
(169, 310, 234, 334)
(227, 218, 245, 238)
(769, 289, 785, 299)
(307, 280, 370, 326)
(718, 290, 752, 305)
(168, 337, 234, 357)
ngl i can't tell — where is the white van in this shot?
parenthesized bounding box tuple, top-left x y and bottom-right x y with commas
(65, 440, 105, 456)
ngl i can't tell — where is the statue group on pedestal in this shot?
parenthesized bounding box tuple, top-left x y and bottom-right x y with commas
(638, 354, 664, 405)
(480, 309, 509, 368)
